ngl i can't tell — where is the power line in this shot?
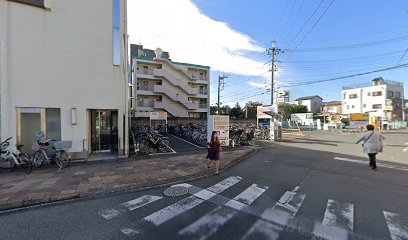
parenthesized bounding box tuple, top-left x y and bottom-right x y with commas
(283, 63, 408, 87)
(283, 0, 336, 62)
(282, 0, 326, 51)
(285, 35, 408, 52)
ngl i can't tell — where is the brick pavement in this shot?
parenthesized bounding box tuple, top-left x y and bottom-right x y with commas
(0, 147, 254, 211)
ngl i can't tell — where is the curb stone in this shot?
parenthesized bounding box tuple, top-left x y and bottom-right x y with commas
(0, 148, 256, 213)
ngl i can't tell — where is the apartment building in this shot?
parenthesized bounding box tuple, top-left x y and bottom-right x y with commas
(341, 77, 405, 123)
(0, 0, 129, 157)
(130, 44, 210, 118)
(295, 95, 323, 113)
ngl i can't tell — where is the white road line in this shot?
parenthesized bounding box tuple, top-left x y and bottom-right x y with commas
(384, 211, 408, 240)
(145, 176, 242, 226)
(145, 196, 204, 226)
(179, 184, 268, 240)
(98, 195, 163, 220)
(242, 187, 305, 240)
(334, 157, 408, 171)
(321, 199, 354, 231)
(166, 133, 204, 148)
(120, 176, 242, 235)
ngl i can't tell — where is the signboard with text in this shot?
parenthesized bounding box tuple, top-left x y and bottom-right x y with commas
(277, 90, 290, 103)
(150, 111, 167, 120)
(349, 113, 369, 121)
(208, 115, 230, 146)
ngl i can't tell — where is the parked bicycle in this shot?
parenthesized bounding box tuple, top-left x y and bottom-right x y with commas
(0, 137, 32, 174)
(130, 125, 172, 155)
(32, 132, 71, 169)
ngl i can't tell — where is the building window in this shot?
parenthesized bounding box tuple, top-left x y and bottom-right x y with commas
(349, 94, 358, 99)
(396, 91, 401, 98)
(113, 0, 120, 66)
(347, 105, 350, 109)
(367, 92, 371, 96)
(372, 91, 382, 96)
(372, 104, 382, 109)
(352, 105, 355, 109)
(363, 104, 366, 108)
(388, 91, 394, 98)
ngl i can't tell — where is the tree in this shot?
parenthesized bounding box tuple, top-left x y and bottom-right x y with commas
(278, 103, 293, 119)
(278, 103, 308, 119)
(292, 105, 308, 114)
(230, 102, 244, 118)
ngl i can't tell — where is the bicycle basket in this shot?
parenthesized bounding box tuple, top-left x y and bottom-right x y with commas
(32, 142, 41, 151)
(53, 141, 72, 150)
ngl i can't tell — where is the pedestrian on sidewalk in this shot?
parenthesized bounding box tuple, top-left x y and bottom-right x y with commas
(206, 131, 222, 175)
(355, 124, 385, 171)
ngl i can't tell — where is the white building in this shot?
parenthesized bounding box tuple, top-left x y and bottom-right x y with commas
(131, 45, 210, 119)
(321, 101, 342, 114)
(0, 0, 129, 157)
(295, 95, 323, 113)
(341, 77, 405, 123)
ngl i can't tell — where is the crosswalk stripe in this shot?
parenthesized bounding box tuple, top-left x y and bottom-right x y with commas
(145, 176, 242, 226)
(384, 211, 408, 240)
(242, 187, 305, 240)
(178, 184, 268, 240)
(322, 199, 354, 231)
(98, 195, 163, 220)
(120, 176, 242, 235)
(334, 157, 408, 172)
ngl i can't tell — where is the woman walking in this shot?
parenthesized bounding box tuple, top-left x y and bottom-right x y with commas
(207, 131, 222, 175)
(355, 124, 385, 171)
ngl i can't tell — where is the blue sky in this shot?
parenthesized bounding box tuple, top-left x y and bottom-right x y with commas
(128, 0, 408, 107)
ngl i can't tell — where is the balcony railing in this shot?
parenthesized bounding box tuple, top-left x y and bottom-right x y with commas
(199, 90, 208, 95)
(191, 75, 208, 81)
(199, 104, 207, 109)
(137, 101, 154, 107)
(137, 70, 154, 75)
(138, 85, 154, 91)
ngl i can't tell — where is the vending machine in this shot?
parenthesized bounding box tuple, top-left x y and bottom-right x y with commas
(207, 115, 230, 146)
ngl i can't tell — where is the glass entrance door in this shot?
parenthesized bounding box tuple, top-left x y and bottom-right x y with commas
(91, 110, 118, 152)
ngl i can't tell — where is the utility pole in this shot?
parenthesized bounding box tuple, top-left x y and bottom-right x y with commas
(267, 41, 282, 106)
(217, 74, 228, 114)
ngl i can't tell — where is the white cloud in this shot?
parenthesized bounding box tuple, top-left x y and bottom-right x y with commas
(247, 81, 268, 89)
(127, 0, 266, 76)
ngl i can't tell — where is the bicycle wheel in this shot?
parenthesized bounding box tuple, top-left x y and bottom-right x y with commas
(20, 154, 33, 174)
(33, 151, 45, 168)
(55, 151, 70, 169)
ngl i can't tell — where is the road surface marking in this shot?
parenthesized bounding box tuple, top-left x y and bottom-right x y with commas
(98, 195, 163, 220)
(120, 176, 242, 235)
(334, 157, 408, 171)
(242, 186, 305, 240)
(384, 211, 408, 240)
(178, 184, 268, 240)
(321, 199, 354, 231)
(167, 133, 204, 148)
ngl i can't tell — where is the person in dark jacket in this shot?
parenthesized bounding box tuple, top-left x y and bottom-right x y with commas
(207, 131, 222, 175)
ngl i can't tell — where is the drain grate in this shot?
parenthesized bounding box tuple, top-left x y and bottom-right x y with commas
(164, 186, 189, 197)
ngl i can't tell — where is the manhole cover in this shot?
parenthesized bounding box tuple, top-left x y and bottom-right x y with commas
(164, 186, 189, 197)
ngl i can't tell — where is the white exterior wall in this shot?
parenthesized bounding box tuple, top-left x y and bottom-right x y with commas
(297, 98, 322, 113)
(341, 83, 404, 120)
(0, 0, 129, 155)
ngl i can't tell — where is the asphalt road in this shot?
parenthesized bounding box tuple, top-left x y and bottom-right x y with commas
(0, 136, 407, 240)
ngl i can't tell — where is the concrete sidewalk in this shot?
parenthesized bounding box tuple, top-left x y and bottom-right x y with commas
(0, 147, 255, 211)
